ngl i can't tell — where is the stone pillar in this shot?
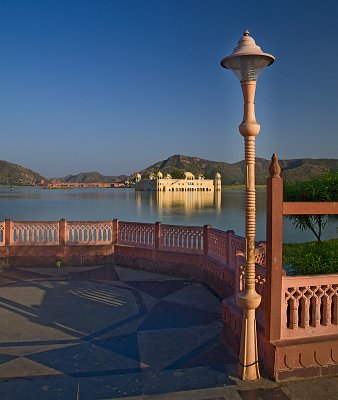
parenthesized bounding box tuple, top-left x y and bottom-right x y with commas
(226, 230, 234, 266)
(154, 221, 162, 250)
(4, 219, 13, 246)
(59, 219, 67, 246)
(265, 154, 283, 342)
(203, 224, 211, 256)
(112, 219, 119, 244)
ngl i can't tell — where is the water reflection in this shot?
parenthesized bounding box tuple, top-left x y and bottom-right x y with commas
(135, 190, 222, 215)
(0, 187, 336, 243)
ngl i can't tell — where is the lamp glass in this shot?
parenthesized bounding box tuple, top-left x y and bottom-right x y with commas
(224, 55, 272, 81)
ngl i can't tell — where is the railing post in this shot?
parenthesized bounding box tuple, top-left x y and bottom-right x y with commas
(265, 154, 284, 341)
(226, 230, 234, 266)
(154, 221, 162, 250)
(5, 219, 12, 246)
(59, 219, 67, 245)
(203, 224, 211, 256)
(112, 219, 119, 244)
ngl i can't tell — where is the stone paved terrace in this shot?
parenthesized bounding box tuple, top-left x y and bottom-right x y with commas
(0, 265, 338, 400)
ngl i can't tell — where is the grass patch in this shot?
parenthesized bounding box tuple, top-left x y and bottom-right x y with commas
(283, 239, 338, 275)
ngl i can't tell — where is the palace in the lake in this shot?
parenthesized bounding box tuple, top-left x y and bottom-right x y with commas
(135, 171, 221, 192)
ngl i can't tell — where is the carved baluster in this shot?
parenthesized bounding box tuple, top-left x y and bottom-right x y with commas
(300, 294, 310, 329)
(168, 229, 171, 247)
(284, 296, 289, 328)
(332, 289, 338, 324)
(311, 289, 322, 327)
(322, 292, 332, 326)
(289, 297, 299, 329)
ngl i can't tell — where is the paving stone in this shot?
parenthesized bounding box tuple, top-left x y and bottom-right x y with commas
(138, 300, 219, 330)
(126, 280, 192, 299)
(162, 283, 222, 313)
(0, 265, 233, 399)
(115, 266, 186, 282)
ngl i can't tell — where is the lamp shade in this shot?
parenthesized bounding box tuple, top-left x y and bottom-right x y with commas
(220, 31, 275, 81)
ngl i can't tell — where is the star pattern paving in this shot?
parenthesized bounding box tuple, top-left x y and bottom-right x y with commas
(0, 265, 236, 399)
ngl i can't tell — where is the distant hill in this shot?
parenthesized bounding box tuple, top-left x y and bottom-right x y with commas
(130, 155, 338, 185)
(0, 160, 44, 186)
(52, 172, 127, 184)
(1, 156, 336, 187)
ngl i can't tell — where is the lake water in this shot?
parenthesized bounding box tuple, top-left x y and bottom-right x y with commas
(0, 187, 336, 243)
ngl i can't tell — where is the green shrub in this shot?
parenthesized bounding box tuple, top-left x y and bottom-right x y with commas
(284, 171, 338, 243)
(283, 239, 338, 275)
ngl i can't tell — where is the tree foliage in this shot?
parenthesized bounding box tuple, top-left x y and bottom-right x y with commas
(283, 239, 338, 275)
(284, 171, 338, 242)
(170, 169, 185, 179)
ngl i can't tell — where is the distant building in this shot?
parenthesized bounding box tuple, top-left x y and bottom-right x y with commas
(135, 171, 221, 192)
(42, 182, 125, 189)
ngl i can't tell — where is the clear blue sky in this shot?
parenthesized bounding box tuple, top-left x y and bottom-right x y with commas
(0, 0, 337, 178)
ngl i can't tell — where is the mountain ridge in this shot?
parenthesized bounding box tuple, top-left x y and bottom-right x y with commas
(129, 154, 338, 185)
(0, 156, 337, 186)
(51, 172, 127, 184)
(0, 160, 44, 186)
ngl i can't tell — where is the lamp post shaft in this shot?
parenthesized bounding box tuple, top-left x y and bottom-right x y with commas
(220, 30, 274, 381)
(237, 80, 261, 380)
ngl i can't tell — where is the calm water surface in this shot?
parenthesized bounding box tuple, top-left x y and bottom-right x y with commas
(0, 187, 336, 243)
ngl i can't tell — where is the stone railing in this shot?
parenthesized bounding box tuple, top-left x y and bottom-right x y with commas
(0, 219, 268, 268)
(67, 221, 113, 245)
(4, 220, 59, 246)
(207, 228, 229, 264)
(160, 223, 204, 254)
(261, 154, 338, 381)
(0, 219, 115, 246)
(282, 274, 338, 339)
(235, 254, 267, 327)
(118, 221, 154, 248)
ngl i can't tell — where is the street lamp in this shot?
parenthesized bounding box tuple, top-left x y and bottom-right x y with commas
(220, 31, 274, 380)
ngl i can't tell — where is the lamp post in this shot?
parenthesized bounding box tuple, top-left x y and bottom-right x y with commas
(220, 31, 274, 380)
